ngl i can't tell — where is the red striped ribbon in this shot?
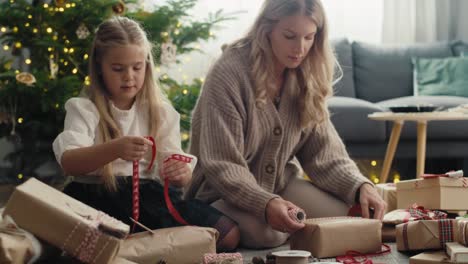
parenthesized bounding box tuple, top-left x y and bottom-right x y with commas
(163, 154, 193, 225)
(335, 244, 391, 264)
(131, 136, 156, 232)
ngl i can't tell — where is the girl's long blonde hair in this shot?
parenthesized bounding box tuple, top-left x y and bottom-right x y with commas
(232, 0, 336, 127)
(85, 16, 161, 191)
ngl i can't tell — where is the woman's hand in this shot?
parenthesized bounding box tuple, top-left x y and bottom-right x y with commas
(265, 197, 305, 233)
(114, 136, 154, 161)
(160, 159, 192, 187)
(359, 183, 387, 220)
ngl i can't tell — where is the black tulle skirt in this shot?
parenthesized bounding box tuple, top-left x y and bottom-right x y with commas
(63, 177, 235, 241)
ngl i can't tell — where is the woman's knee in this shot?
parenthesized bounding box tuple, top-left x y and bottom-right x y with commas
(240, 225, 288, 249)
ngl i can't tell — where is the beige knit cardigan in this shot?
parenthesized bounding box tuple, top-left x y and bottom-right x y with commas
(185, 44, 371, 220)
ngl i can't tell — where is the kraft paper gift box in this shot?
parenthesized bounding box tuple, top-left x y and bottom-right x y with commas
(376, 183, 397, 213)
(445, 242, 468, 263)
(289, 217, 382, 258)
(396, 219, 457, 251)
(118, 226, 218, 264)
(396, 177, 468, 210)
(457, 219, 468, 246)
(2, 178, 129, 264)
(409, 251, 453, 264)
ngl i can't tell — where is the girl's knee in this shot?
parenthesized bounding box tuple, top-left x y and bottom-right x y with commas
(217, 225, 240, 252)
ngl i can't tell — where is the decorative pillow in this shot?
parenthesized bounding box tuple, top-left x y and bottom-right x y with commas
(413, 57, 468, 97)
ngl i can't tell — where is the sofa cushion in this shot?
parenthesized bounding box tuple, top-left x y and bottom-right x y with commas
(352, 42, 453, 103)
(451, 41, 468, 56)
(332, 38, 356, 98)
(377, 96, 468, 140)
(413, 57, 468, 97)
(328, 97, 387, 142)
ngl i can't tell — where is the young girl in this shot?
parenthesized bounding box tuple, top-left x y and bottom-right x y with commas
(52, 16, 239, 251)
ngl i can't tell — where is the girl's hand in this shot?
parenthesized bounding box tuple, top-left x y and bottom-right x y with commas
(160, 159, 192, 187)
(114, 136, 153, 161)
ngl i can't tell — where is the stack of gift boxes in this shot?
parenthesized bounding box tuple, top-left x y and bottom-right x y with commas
(0, 178, 219, 264)
(376, 171, 468, 263)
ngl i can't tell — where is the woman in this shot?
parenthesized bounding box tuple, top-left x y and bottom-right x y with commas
(186, 0, 385, 248)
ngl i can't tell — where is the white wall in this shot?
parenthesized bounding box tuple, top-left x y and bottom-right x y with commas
(153, 0, 384, 82)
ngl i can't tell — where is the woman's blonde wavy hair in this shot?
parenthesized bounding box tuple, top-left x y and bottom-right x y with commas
(84, 16, 162, 191)
(232, 0, 337, 127)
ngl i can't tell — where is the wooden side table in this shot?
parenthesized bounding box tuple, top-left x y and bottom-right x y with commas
(368, 112, 468, 183)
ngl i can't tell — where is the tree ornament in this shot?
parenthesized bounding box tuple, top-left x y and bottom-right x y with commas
(15, 72, 36, 86)
(112, 1, 125, 15)
(55, 0, 66, 7)
(76, 23, 90, 39)
(160, 40, 177, 65)
(49, 58, 59, 79)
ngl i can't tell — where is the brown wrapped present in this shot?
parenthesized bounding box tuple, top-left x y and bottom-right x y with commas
(396, 219, 457, 251)
(2, 178, 129, 264)
(376, 183, 397, 213)
(289, 217, 382, 258)
(445, 242, 468, 263)
(0, 215, 42, 264)
(118, 226, 218, 264)
(457, 219, 468, 246)
(396, 177, 468, 210)
(409, 251, 453, 264)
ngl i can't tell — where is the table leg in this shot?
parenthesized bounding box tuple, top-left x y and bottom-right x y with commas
(416, 121, 428, 178)
(380, 121, 403, 183)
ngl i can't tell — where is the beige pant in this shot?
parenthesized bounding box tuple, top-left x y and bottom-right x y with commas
(211, 177, 350, 249)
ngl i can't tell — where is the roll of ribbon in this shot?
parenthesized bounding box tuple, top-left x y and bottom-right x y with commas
(288, 208, 306, 223)
(272, 250, 310, 264)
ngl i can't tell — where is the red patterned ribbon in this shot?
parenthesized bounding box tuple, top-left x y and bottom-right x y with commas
(438, 219, 455, 248)
(402, 223, 410, 251)
(163, 154, 193, 225)
(406, 204, 447, 221)
(335, 244, 391, 264)
(131, 136, 156, 232)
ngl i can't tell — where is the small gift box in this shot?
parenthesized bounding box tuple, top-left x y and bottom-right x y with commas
(289, 217, 382, 258)
(409, 251, 453, 264)
(376, 183, 397, 213)
(396, 177, 468, 210)
(445, 242, 468, 263)
(396, 219, 456, 251)
(118, 226, 218, 264)
(3, 178, 129, 264)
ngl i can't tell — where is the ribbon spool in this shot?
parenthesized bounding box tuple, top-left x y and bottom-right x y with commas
(272, 250, 310, 264)
(288, 208, 306, 223)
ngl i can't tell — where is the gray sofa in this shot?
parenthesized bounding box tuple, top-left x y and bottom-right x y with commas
(329, 39, 468, 172)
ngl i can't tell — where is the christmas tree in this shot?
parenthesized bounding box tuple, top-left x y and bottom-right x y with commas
(0, 0, 231, 182)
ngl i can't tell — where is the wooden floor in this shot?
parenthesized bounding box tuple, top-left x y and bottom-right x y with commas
(239, 243, 413, 264)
